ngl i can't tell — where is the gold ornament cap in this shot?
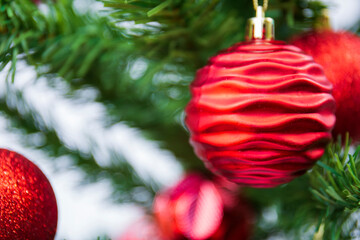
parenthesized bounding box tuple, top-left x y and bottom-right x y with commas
(314, 9, 331, 31)
(246, 6, 275, 41)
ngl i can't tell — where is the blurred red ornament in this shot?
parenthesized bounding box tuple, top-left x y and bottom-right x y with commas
(210, 197, 253, 240)
(291, 30, 360, 142)
(153, 173, 254, 240)
(153, 174, 224, 240)
(209, 177, 254, 240)
(118, 217, 164, 240)
(185, 40, 336, 188)
(0, 149, 58, 240)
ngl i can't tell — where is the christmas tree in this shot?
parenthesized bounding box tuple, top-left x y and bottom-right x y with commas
(0, 0, 360, 239)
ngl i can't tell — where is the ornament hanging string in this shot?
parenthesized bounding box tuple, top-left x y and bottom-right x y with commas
(253, 0, 268, 11)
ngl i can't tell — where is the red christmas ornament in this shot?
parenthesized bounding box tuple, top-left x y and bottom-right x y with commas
(291, 30, 360, 142)
(185, 6, 336, 188)
(209, 177, 254, 240)
(210, 197, 253, 240)
(153, 173, 224, 240)
(0, 149, 58, 240)
(153, 173, 254, 240)
(118, 217, 164, 240)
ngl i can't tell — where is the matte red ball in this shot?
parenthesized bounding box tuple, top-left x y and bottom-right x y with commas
(291, 30, 360, 142)
(0, 149, 58, 240)
(185, 40, 336, 188)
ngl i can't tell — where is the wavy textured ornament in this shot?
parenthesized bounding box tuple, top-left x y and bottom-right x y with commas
(185, 40, 336, 188)
(0, 149, 58, 240)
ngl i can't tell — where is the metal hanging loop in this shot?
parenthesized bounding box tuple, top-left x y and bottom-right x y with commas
(253, 0, 269, 11)
(246, 0, 274, 41)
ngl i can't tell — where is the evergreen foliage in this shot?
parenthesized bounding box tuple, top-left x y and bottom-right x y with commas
(0, 0, 359, 238)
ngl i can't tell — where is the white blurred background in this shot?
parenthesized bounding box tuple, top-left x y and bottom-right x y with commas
(1, 0, 359, 239)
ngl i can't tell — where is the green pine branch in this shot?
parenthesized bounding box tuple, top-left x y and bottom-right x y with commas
(1, 0, 360, 237)
(0, 0, 334, 172)
(309, 135, 360, 239)
(0, 0, 331, 172)
(0, 0, 203, 169)
(0, 90, 158, 207)
(245, 176, 320, 240)
(245, 137, 360, 240)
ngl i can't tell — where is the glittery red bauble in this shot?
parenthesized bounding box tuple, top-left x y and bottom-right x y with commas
(291, 31, 360, 142)
(185, 40, 336, 188)
(153, 173, 253, 240)
(0, 149, 58, 240)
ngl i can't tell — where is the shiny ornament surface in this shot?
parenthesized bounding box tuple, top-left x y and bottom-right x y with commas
(153, 173, 224, 240)
(153, 173, 253, 240)
(291, 30, 360, 142)
(210, 197, 253, 240)
(0, 149, 58, 240)
(209, 177, 254, 240)
(185, 40, 336, 188)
